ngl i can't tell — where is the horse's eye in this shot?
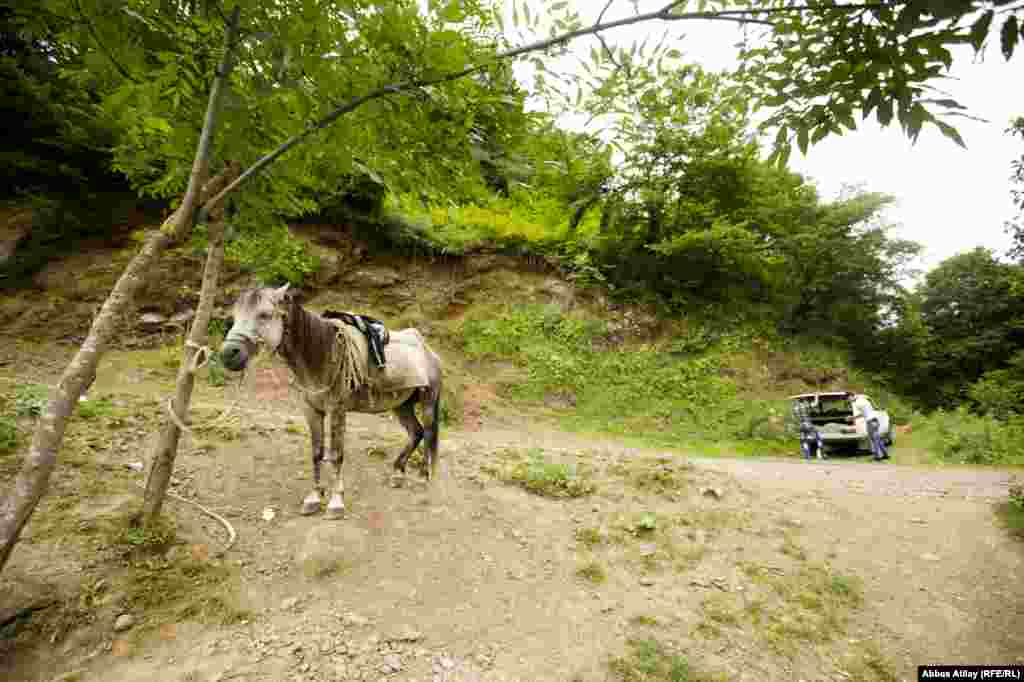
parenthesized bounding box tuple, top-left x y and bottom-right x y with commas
(258, 312, 272, 321)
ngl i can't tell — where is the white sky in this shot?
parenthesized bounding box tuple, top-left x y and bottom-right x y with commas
(497, 0, 1023, 279)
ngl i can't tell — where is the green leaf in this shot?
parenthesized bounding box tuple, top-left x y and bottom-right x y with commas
(1001, 15, 1019, 61)
(863, 87, 882, 120)
(970, 10, 994, 51)
(877, 98, 893, 126)
(797, 125, 809, 155)
(933, 119, 967, 149)
(523, 1, 532, 26)
(811, 124, 829, 144)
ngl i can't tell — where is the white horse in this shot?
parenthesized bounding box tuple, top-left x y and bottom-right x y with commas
(220, 285, 443, 519)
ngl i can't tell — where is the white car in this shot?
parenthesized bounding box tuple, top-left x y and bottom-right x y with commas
(790, 392, 893, 453)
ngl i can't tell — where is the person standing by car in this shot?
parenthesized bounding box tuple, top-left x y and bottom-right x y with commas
(850, 393, 888, 461)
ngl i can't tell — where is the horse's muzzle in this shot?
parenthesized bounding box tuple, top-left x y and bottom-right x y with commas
(220, 342, 250, 372)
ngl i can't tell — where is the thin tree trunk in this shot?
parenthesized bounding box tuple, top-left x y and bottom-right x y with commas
(0, 7, 242, 574)
(141, 169, 235, 523)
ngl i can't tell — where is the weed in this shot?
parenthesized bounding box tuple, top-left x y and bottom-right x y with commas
(995, 483, 1024, 539)
(702, 594, 740, 627)
(76, 396, 114, 420)
(576, 561, 607, 584)
(124, 555, 250, 626)
(780, 534, 807, 561)
(609, 638, 711, 682)
(575, 527, 604, 548)
(206, 353, 227, 387)
(495, 448, 596, 498)
(15, 384, 48, 417)
(624, 458, 691, 496)
(840, 641, 900, 682)
(634, 513, 658, 533)
(0, 416, 18, 453)
(302, 557, 347, 579)
(630, 615, 659, 627)
(748, 562, 863, 656)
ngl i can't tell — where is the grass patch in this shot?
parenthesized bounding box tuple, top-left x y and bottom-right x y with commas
(780, 534, 807, 561)
(752, 563, 864, 656)
(995, 482, 1024, 539)
(0, 415, 18, 453)
(302, 557, 348, 579)
(75, 396, 115, 420)
(491, 447, 596, 498)
(701, 594, 740, 627)
(123, 555, 250, 627)
(617, 458, 692, 497)
(840, 641, 900, 682)
(576, 561, 607, 584)
(609, 638, 725, 682)
(575, 526, 605, 548)
(14, 383, 49, 417)
(629, 614, 660, 627)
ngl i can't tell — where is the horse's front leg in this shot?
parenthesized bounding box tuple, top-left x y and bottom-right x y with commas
(325, 409, 347, 520)
(301, 402, 325, 516)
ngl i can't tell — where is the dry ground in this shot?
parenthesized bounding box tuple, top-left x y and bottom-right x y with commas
(2, 359, 1023, 682)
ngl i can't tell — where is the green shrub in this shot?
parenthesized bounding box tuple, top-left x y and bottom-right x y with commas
(918, 408, 1024, 466)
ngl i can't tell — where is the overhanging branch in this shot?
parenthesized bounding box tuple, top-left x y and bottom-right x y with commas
(199, 0, 904, 213)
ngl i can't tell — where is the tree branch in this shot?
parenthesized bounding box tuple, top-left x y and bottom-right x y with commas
(199, 0, 901, 213)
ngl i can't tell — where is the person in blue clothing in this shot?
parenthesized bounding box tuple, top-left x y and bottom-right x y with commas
(850, 392, 889, 461)
(793, 398, 825, 460)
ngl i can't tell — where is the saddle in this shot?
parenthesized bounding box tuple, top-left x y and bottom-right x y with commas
(321, 310, 389, 369)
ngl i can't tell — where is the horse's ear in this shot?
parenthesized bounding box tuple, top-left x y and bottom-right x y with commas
(273, 283, 291, 302)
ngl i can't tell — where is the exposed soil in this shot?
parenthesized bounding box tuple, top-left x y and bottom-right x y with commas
(2, 360, 1022, 682)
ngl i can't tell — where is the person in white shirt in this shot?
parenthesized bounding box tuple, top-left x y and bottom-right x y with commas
(849, 393, 888, 461)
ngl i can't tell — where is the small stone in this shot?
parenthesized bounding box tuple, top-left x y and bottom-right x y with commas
(346, 613, 369, 627)
(440, 657, 455, 670)
(113, 614, 135, 632)
(638, 543, 657, 557)
(701, 487, 724, 500)
(910, 518, 927, 524)
(921, 553, 941, 562)
(639, 577, 656, 586)
(382, 654, 402, 672)
(280, 597, 299, 611)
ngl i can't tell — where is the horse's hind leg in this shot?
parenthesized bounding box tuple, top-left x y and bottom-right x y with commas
(392, 395, 424, 480)
(422, 383, 442, 482)
(301, 402, 324, 516)
(325, 409, 347, 520)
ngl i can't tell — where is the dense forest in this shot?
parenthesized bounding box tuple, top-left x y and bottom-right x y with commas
(2, 0, 1023, 424)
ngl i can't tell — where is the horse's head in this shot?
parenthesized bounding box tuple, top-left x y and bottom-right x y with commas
(221, 284, 291, 371)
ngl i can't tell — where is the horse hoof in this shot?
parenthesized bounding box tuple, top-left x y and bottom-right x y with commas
(325, 504, 346, 520)
(301, 492, 322, 516)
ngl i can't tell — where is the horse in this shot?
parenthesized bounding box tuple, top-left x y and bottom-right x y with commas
(220, 284, 443, 520)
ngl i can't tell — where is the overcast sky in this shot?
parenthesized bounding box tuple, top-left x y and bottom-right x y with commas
(499, 1, 1023, 280)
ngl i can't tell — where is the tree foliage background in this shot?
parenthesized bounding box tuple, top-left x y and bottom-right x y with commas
(3, 0, 1024, 416)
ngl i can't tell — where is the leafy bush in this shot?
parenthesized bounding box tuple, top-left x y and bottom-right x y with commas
(917, 408, 1024, 466)
(225, 220, 319, 286)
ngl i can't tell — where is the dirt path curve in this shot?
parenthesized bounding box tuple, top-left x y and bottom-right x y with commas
(6, 405, 1024, 682)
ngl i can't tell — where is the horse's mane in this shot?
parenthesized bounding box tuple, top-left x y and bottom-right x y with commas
(281, 300, 338, 381)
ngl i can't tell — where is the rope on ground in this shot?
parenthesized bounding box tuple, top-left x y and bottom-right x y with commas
(133, 481, 237, 557)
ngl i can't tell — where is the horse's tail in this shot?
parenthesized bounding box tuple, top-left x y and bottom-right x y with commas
(426, 383, 441, 455)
